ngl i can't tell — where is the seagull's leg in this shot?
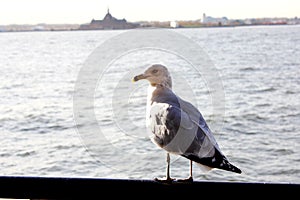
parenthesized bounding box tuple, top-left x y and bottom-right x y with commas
(166, 152, 172, 180)
(188, 160, 194, 181)
(154, 153, 174, 183)
(177, 160, 194, 182)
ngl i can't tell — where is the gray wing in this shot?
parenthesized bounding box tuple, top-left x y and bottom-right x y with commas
(176, 95, 220, 151)
(149, 89, 242, 173)
(149, 88, 217, 157)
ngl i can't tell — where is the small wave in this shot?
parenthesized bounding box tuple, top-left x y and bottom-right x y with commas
(285, 90, 296, 94)
(243, 113, 268, 121)
(268, 168, 300, 176)
(0, 152, 11, 157)
(41, 164, 63, 172)
(239, 67, 257, 71)
(225, 126, 253, 135)
(289, 113, 300, 118)
(273, 148, 294, 155)
(53, 144, 79, 150)
(255, 87, 277, 93)
(19, 127, 41, 132)
(1, 111, 75, 134)
(17, 123, 73, 134)
(16, 150, 36, 157)
(256, 103, 272, 107)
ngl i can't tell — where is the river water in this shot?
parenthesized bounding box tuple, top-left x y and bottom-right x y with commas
(0, 25, 299, 183)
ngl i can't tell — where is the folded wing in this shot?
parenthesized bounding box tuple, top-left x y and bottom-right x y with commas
(149, 88, 241, 174)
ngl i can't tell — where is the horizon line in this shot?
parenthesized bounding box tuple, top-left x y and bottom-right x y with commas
(0, 15, 298, 26)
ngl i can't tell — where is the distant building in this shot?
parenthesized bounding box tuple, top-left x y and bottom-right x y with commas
(33, 25, 45, 31)
(202, 13, 229, 26)
(79, 9, 140, 30)
(170, 21, 179, 28)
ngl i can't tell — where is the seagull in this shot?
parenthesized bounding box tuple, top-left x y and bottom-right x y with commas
(132, 64, 241, 183)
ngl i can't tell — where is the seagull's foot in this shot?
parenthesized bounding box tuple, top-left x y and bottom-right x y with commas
(176, 176, 193, 183)
(154, 177, 175, 184)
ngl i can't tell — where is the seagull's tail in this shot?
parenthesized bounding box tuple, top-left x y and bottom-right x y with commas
(213, 149, 242, 174)
(183, 147, 242, 174)
(219, 158, 242, 174)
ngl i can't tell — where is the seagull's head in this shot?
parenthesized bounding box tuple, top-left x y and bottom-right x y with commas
(132, 64, 172, 88)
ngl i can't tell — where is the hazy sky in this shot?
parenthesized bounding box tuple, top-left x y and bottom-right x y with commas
(0, 0, 299, 25)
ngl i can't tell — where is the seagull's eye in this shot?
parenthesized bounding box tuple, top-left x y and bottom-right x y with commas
(152, 69, 158, 74)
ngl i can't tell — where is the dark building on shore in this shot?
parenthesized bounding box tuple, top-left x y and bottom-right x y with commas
(79, 9, 140, 30)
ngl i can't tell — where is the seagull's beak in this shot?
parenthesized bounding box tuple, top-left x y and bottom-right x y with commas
(132, 74, 148, 82)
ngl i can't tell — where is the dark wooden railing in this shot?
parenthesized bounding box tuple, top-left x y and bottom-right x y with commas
(0, 176, 298, 199)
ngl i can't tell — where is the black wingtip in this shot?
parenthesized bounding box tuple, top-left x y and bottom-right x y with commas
(181, 148, 242, 174)
(213, 149, 242, 174)
(219, 158, 242, 174)
(230, 164, 242, 174)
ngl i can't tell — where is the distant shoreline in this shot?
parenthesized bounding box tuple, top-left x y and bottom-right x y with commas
(0, 23, 299, 33)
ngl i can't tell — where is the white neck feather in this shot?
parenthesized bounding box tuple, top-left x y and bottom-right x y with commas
(145, 84, 156, 127)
